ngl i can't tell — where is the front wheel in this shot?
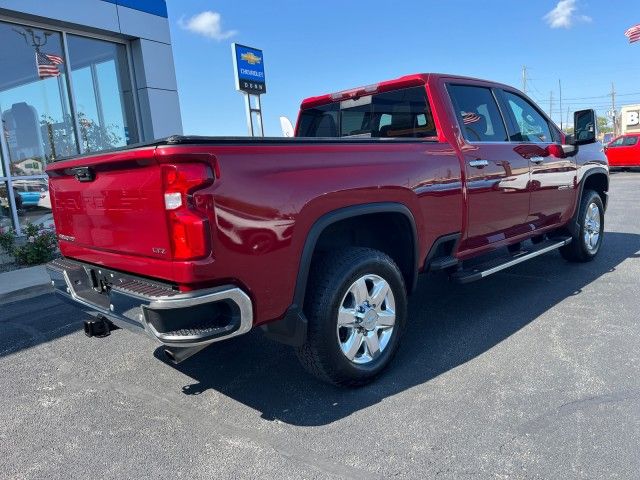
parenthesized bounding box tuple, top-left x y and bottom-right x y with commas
(296, 247, 407, 387)
(560, 189, 604, 262)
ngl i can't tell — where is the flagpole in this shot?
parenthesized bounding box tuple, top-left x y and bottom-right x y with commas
(622, 23, 640, 137)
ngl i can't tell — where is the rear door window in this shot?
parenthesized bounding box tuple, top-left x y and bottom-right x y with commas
(447, 85, 508, 142)
(297, 86, 436, 138)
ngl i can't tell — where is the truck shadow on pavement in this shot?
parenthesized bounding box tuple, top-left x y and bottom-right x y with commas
(152, 230, 635, 426)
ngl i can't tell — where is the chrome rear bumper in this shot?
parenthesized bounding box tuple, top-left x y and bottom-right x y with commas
(46, 258, 253, 349)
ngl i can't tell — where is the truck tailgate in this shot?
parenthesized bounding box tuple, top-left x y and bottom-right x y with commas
(47, 147, 173, 260)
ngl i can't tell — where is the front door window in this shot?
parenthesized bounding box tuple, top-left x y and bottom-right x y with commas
(503, 91, 552, 143)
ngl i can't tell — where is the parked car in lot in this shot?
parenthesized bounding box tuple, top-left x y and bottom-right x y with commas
(0, 183, 23, 214)
(12, 179, 48, 208)
(45, 73, 608, 386)
(37, 187, 51, 210)
(604, 133, 640, 169)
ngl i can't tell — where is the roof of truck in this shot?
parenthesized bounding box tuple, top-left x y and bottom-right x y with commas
(299, 73, 517, 109)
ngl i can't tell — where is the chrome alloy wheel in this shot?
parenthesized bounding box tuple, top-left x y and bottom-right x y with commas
(584, 202, 602, 253)
(336, 274, 396, 365)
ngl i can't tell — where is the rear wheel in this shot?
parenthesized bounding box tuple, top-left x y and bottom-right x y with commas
(560, 189, 604, 262)
(296, 247, 407, 386)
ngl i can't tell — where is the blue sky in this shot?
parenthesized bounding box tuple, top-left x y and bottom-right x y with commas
(167, 0, 640, 136)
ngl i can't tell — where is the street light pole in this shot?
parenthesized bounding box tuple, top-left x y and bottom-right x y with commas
(559, 79, 563, 130)
(611, 82, 617, 135)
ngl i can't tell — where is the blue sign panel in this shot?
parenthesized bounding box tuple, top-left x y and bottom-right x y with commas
(100, 0, 167, 18)
(232, 43, 266, 94)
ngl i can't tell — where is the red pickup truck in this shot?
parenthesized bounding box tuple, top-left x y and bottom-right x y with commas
(46, 74, 608, 386)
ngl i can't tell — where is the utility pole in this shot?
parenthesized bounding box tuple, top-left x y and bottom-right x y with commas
(522, 66, 527, 94)
(549, 91, 554, 121)
(611, 82, 617, 136)
(558, 79, 563, 130)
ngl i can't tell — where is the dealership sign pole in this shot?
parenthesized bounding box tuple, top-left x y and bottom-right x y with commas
(232, 43, 266, 137)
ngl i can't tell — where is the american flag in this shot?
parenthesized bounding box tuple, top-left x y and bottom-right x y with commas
(625, 24, 640, 43)
(462, 112, 481, 124)
(35, 51, 64, 78)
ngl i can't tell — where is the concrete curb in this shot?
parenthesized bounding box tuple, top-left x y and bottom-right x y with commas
(0, 266, 53, 306)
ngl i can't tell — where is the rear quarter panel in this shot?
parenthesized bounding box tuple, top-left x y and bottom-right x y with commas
(155, 141, 463, 324)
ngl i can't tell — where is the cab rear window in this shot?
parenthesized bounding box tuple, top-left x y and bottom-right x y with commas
(297, 86, 436, 139)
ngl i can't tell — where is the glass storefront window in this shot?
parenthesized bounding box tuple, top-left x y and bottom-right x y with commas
(12, 177, 52, 230)
(0, 20, 140, 235)
(0, 22, 78, 175)
(0, 181, 16, 231)
(67, 35, 138, 152)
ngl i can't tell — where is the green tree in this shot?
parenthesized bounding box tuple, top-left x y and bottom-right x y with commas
(597, 116, 613, 134)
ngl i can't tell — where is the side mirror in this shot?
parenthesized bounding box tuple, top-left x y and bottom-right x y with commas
(574, 109, 597, 145)
(279, 116, 295, 138)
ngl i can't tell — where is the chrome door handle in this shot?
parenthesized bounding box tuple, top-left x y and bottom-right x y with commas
(530, 156, 544, 164)
(469, 159, 489, 168)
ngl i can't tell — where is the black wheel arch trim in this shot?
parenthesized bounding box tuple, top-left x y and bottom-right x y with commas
(263, 202, 419, 347)
(579, 167, 609, 205)
(567, 166, 609, 236)
(293, 202, 420, 307)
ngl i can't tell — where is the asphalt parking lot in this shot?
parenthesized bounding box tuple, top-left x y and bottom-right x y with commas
(1, 172, 639, 479)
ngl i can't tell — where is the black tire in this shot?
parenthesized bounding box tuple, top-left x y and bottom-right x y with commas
(296, 247, 407, 387)
(560, 189, 604, 263)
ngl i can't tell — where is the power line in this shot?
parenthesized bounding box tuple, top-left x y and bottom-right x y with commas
(562, 91, 640, 100)
(554, 99, 640, 107)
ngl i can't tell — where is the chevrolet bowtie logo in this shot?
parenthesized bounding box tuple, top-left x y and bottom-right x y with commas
(241, 52, 262, 65)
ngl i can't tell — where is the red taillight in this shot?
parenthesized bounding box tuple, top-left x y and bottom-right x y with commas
(162, 163, 214, 260)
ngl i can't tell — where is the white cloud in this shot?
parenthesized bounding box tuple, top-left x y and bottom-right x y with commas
(178, 11, 237, 40)
(544, 0, 592, 29)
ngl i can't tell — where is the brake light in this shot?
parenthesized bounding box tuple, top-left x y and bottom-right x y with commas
(330, 84, 379, 101)
(162, 163, 214, 260)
